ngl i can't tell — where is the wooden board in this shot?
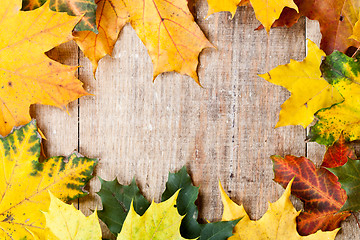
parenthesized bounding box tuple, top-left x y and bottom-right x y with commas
(33, 1, 359, 239)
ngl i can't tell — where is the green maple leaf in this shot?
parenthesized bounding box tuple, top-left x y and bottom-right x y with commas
(97, 178, 150, 235)
(328, 159, 360, 212)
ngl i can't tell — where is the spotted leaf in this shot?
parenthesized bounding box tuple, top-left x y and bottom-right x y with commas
(0, 121, 97, 239)
(22, 0, 98, 32)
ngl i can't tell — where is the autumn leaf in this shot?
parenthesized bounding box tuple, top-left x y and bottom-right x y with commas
(350, 13, 360, 42)
(220, 179, 339, 240)
(74, 0, 129, 74)
(250, 0, 298, 32)
(0, 0, 89, 136)
(270, 0, 360, 54)
(206, 0, 297, 32)
(44, 192, 102, 240)
(206, 0, 249, 18)
(123, 0, 214, 84)
(97, 178, 150, 235)
(328, 159, 360, 212)
(259, 40, 343, 128)
(0, 121, 97, 239)
(117, 191, 189, 240)
(308, 51, 360, 145)
(322, 133, 356, 168)
(98, 166, 237, 239)
(21, 0, 98, 32)
(271, 155, 350, 235)
(77, 0, 212, 83)
(161, 166, 238, 239)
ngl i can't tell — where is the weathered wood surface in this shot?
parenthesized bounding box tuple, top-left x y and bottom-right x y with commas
(33, 1, 359, 239)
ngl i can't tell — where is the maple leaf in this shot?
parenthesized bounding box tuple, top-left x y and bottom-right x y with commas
(250, 0, 298, 32)
(206, 0, 297, 32)
(271, 154, 350, 235)
(322, 133, 356, 168)
(350, 13, 360, 42)
(76, 0, 212, 84)
(328, 159, 360, 212)
(117, 191, 189, 240)
(308, 51, 360, 145)
(74, 0, 129, 74)
(98, 166, 237, 239)
(270, 0, 360, 54)
(0, 121, 97, 239)
(161, 166, 238, 239)
(44, 192, 102, 240)
(220, 179, 339, 240)
(206, 0, 249, 18)
(97, 178, 150, 235)
(0, 0, 89, 136)
(21, 0, 98, 32)
(259, 40, 343, 128)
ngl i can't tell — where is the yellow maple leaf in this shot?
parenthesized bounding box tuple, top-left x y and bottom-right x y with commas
(259, 40, 343, 128)
(74, 0, 129, 74)
(76, 0, 212, 84)
(350, 12, 360, 42)
(219, 179, 339, 240)
(206, 0, 249, 18)
(250, 0, 298, 32)
(0, 121, 97, 239)
(0, 0, 89, 136)
(44, 192, 102, 240)
(117, 190, 191, 240)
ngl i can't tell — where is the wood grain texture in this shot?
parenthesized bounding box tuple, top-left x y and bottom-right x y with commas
(32, 1, 358, 239)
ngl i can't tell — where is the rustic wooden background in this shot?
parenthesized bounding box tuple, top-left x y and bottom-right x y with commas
(31, 1, 359, 239)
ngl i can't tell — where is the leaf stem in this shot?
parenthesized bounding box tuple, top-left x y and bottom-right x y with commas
(351, 48, 360, 58)
(352, 212, 360, 229)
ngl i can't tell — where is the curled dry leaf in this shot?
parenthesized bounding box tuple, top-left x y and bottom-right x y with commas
(271, 0, 360, 54)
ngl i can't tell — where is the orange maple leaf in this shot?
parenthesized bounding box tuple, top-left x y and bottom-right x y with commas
(0, 0, 89, 136)
(75, 0, 213, 84)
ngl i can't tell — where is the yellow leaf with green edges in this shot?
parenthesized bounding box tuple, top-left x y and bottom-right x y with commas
(220, 179, 339, 240)
(0, 0, 89, 136)
(0, 121, 97, 239)
(44, 192, 101, 240)
(250, 0, 298, 32)
(117, 191, 192, 240)
(308, 51, 360, 145)
(259, 40, 343, 128)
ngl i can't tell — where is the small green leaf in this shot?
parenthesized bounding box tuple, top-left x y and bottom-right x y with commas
(162, 166, 202, 238)
(162, 166, 238, 240)
(328, 159, 360, 212)
(97, 178, 150, 235)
